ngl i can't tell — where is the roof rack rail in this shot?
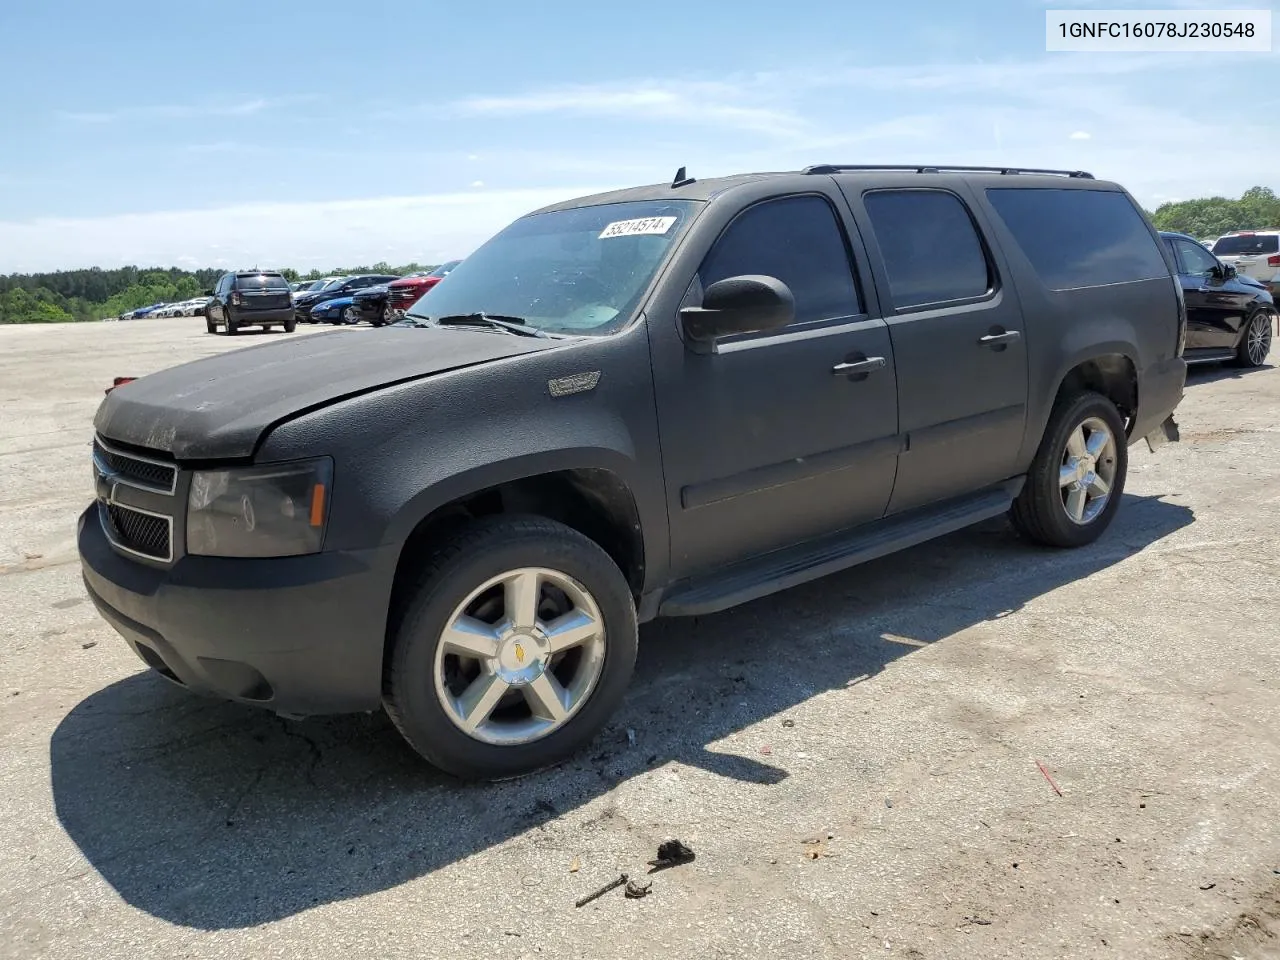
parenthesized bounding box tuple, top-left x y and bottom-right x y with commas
(801, 164, 1094, 179)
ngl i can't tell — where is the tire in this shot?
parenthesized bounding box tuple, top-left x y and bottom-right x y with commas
(284, 316, 297, 333)
(384, 515, 638, 781)
(1009, 390, 1128, 549)
(206, 317, 216, 334)
(1231, 309, 1273, 368)
(226, 318, 240, 335)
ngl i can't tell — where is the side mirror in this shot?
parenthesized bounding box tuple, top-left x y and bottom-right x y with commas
(680, 275, 795, 348)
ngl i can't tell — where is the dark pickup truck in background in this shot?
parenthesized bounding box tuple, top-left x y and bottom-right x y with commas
(81, 164, 1185, 780)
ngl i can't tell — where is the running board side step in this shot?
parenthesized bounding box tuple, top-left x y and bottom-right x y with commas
(658, 480, 1023, 618)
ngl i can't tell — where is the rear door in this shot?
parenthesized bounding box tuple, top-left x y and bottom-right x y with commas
(836, 178, 1029, 514)
(652, 189, 901, 577)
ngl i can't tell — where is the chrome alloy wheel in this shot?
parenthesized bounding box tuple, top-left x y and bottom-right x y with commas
(1059, 416, 1118, 525)
(1247, 312, 1273, 366)
(432, 567, 607, 745)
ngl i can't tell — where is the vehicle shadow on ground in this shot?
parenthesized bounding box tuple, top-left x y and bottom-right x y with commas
(49, 493, 1193, 930)
(1184, 361, 1274, 385)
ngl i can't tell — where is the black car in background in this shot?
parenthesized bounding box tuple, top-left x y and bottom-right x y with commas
(349, 282, 393, 326)
(205, 270, 296, 335)
(293, 274, 400, 323)
(1160, 231, 1276, 367)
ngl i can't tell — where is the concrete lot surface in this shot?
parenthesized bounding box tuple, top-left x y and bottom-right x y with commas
(1, 317, 1279, 959)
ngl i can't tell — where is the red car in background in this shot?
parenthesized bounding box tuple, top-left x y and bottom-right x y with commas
(385, 260, 461, 320)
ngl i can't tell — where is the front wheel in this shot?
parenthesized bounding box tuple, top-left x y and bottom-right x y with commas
(1232, 310, 1273, 368)
(284, 316, 297, 333)
(205, 317, 216, 334)
(384, 516, 638, 781)
(1009, 390, 1128, 548)
(226, 318, 240, 335)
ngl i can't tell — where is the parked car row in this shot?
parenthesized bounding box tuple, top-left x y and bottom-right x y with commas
(291, 261, 462, 326)
(195, 262, 461, 335)
(113, 297, 210, 321)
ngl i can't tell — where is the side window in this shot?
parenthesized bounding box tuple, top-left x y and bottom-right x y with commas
(1175, 239, 1219, 276)
(985, 187, 1169, 291)
(699, 194, 861, 326)
(863, 190, 991, 310)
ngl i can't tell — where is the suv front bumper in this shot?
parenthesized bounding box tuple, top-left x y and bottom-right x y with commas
(77, 505, 396, 716)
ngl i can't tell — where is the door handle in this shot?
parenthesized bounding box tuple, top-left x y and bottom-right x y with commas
(832, 356, 887, 376)
(979, 330, 1021, 346)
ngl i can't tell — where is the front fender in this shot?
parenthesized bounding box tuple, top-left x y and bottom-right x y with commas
(256, 327, 670, 588)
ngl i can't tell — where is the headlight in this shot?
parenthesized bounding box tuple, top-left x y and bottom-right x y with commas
(186, 458, 332, 558)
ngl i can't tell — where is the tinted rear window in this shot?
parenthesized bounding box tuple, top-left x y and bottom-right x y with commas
(236, 274, 290, 290)
(985, 188, 1169, 290)
(863, 189, 992, 309)
(1212, 234, 1279, 255)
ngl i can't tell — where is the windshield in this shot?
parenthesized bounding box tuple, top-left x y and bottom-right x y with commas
(320, 277, 349, 291)
(428, 259, 462, 279)
(405, 200, 700, 335)
(1212, 234, 1279, 255)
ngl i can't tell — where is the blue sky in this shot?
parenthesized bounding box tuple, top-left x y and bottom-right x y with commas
(0, 0, 1276, 272)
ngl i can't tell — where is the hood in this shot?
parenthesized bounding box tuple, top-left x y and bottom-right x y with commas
(316, 296, 356, 310)
(354, 285, 389, 298)
(389, 276, 432, 288)
(94, 327, 561, 460)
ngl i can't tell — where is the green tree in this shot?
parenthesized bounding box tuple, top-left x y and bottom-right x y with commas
(1150, 185, 1280, 238)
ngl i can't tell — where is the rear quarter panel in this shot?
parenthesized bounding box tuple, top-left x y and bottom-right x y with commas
(969, 179, 1181, 465)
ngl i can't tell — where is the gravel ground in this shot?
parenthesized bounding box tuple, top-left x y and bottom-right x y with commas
(1, 317, 1278, 960)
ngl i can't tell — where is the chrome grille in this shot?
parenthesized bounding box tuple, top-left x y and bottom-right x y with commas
(93, 437, 177, 494)
(101, 502, 173, 562)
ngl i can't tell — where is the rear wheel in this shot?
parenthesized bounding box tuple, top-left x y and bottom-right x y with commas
(205, 316, 216, 334)
(1232, 309, 1273, 368)
(384, 516, 638, 781)
(284, 315, 297, 333)
(1009, 390, 1128, 548)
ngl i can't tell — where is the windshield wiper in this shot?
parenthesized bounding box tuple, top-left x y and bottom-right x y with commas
(433, 312, 551, 338)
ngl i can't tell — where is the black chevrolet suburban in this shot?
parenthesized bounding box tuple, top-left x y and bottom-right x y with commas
(80, 164, 1186, 780)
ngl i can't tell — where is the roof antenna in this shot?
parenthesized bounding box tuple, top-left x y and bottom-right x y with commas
(671, 166, 696, 188)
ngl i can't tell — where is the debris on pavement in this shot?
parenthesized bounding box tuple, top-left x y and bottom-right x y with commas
(961, 916, 993, 927)
(626, 728, 636, 747)
(782, 718, 796, 728)
(568, 857, 580, 873)
(1035, 760, 1064, 797)
(648, 839, 696, 872)
(575, 872, 628, 908)
(625, 878, 653, 899)
(759, 744, 773, 755)
(81, 641, 97, 650)
(1199, 882, 1216, 890)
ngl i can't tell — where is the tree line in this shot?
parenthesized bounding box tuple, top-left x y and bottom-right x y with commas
(0, 261, 439, 324)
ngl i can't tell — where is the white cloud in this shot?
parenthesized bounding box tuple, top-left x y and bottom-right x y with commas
(57, 97, 301, 124)
(452, 81, 804, 136)
(470, 180, 485, 188)
(1069, 130, 1092, 140)
(0, 186, 623, 274)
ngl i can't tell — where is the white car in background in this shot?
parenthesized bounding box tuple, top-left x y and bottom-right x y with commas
(1208, 231, 1280, 285)
(178, 297, 213, 317)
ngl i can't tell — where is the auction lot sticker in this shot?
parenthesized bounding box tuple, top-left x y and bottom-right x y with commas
(599, 217, 678, 239)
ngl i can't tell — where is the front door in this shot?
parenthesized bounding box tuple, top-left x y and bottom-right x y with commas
(651, 191, 901, 580)
(1168, 236, 1251, 351)
(838, 181, 1030, 514)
